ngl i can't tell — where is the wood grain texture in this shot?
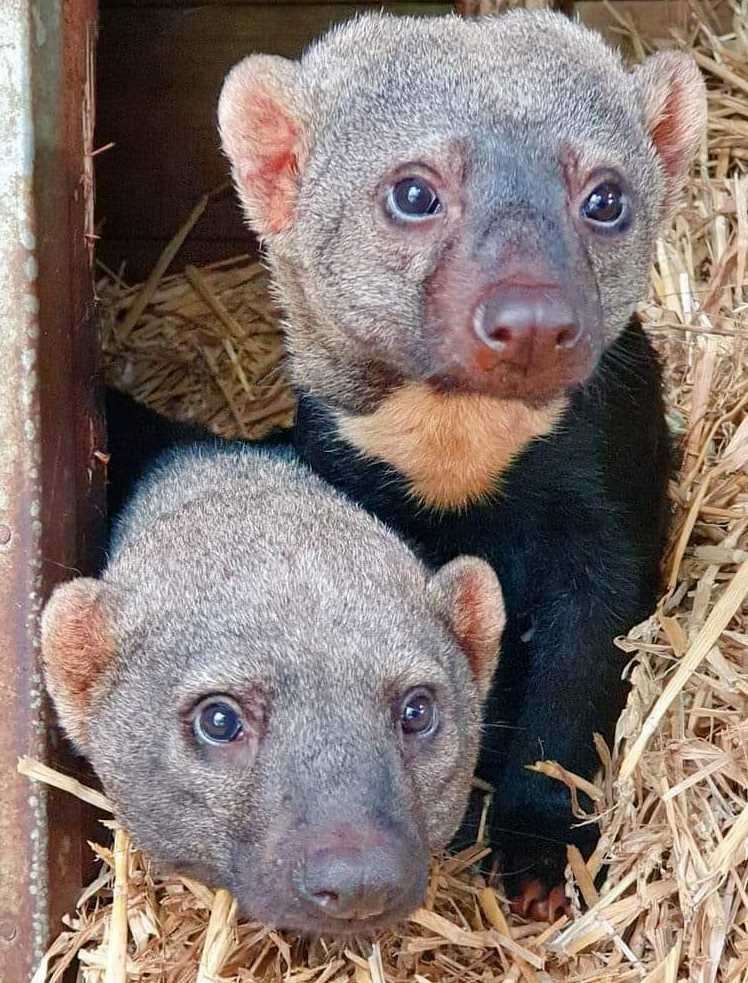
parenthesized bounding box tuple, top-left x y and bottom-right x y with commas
(36, 0, 108, 961)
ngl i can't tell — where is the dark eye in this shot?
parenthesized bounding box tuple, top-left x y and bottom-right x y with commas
(193, 697, 245, 745)
(399, 688, 438, 737)
(387, 178, 442, 221)
(581, 182, 627, 227)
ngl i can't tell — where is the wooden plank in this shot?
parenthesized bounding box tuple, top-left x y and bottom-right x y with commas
(95, 3, 450, 275)
(35, 0, 107, 955)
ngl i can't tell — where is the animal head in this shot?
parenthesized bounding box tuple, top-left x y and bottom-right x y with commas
(41, 449, 504, 935)
(219, 11, 705, 411)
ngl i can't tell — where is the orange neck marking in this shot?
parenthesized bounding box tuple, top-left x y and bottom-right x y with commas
(337, 383, 567, 510)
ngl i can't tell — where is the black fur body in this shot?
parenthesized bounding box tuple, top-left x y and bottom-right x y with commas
(104, 388, 291, 528)
(293, 318, 671, 886)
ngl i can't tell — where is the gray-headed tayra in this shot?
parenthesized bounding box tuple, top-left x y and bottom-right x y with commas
(218, 10, 706, 917)
(41, 443, 504, 935)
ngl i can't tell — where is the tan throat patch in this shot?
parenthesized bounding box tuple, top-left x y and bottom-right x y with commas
(336, 383, 568, 510)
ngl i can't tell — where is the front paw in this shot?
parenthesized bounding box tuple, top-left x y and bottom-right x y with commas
(488, 779, 599, 916)
(464, 822, 573, 922)
(494, 831, 572, 919)
(508, 877, 570, 923)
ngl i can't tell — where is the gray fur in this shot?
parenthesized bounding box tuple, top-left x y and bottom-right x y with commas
(42, 444, 502, 933)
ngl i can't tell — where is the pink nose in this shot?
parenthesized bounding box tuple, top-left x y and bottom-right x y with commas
(473, 284, 582, 367)
(299, 831, 420, 921)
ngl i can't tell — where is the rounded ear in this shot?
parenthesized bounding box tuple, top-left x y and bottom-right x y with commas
(41, 578, 118, 754)
(218, 54, 309, 239)
(635, 50, 707, 218)
(428, 556, 505, 700)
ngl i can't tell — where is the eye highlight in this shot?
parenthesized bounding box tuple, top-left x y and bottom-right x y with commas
(398, 687, 438, 737)
(386, 177, 442, 222)
(193, 696, 245, 746)
(581, 181, 628, 229)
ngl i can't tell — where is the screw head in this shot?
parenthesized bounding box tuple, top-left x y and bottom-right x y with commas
(0, 916, 17, 944)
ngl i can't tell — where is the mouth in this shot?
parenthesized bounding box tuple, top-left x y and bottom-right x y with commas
(427, 331, 600, 403)
(230, 893, 419, 938)
(272, 903, 417, 938)
(429, 363, 592, 403)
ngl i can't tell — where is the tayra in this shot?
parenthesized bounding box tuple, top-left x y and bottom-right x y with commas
(42, 437, 505, 934)
(218, 10, 706, 916)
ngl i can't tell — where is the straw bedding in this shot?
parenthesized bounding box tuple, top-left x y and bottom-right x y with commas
(25, 4, 748, 980)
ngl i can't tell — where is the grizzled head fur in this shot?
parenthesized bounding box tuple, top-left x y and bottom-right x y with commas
(219, 11, 705, 412)
(42, 446, 504, 935)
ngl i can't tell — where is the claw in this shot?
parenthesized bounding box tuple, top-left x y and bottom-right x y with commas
(509, 879, 570, 922)
(528, 884, 570, 922)
(508, 877, 545, 917)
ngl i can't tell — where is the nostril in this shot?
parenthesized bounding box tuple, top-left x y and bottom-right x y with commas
(312, 890, 340, 909)
(490, 325, 514, 347)
(298, 828, 427, 923)
(555, 324, 581, 349)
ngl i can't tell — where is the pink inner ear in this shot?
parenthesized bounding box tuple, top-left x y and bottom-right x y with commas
(240, 91, 302, 234)
(452, 570, 495, 683)
(651, 84, 686, 180)
(44, 588, 116, 701)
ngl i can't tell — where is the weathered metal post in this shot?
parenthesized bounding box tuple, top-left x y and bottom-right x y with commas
(0, 0, 102, 978)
